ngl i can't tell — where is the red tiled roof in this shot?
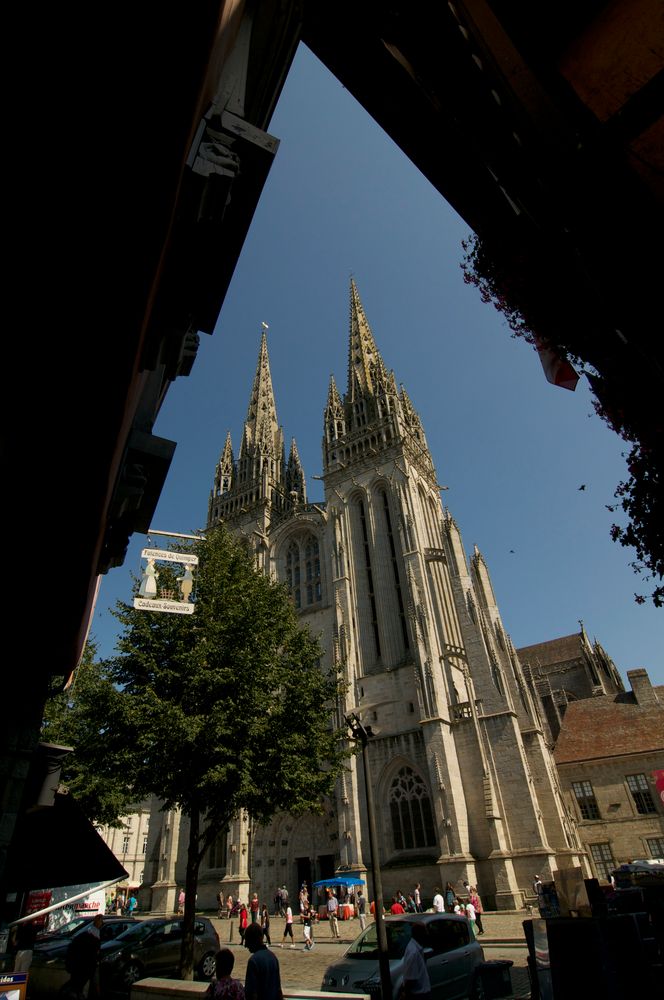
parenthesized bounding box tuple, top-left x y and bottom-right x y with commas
(554, 690, 664, 763)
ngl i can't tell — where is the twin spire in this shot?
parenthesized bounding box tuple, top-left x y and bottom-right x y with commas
(211, 279, 434, 516)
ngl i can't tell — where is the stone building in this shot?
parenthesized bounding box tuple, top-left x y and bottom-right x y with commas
(553, 668, 664, 880)
(135, 279, 584, 914)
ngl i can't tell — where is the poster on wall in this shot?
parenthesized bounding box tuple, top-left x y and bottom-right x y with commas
(0, 972, 28, 1000)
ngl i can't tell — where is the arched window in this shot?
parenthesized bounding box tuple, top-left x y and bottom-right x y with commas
(389, 766, 437, 850)
(285, 533, 321, 608)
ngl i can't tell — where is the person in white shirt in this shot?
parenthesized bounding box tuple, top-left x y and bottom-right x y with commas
(281, 905, 294, 947)
(327, 890, 340, 939)
(432, 887, 444, 913)
(413, 884, 422, 913)
(401, 923, 431, 1000)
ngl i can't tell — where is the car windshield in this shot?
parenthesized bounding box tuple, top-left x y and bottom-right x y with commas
(40, 918, 89, 937)
(346, 921, 413, 960)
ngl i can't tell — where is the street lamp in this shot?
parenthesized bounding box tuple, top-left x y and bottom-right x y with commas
(345, 712, 392, 1000)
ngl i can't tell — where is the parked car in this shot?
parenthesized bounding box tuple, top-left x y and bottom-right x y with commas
(35, 916, 137, 948)
(98, 917, 220, 990)
(321, 913, 484, 1000)
(28, 918, 139, 995)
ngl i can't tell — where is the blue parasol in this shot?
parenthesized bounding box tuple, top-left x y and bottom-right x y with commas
(312, 876, 365, 887)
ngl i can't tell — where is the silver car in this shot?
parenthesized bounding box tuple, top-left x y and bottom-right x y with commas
(321, 913, 484, 1000)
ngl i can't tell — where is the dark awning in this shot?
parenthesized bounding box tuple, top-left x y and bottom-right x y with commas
(4, 791, 127, 891)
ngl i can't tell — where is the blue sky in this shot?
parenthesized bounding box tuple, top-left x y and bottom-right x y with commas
(92, 45, 662, 687)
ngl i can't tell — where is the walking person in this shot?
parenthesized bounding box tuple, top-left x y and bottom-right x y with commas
(281, 902, 294, 948)
(401, 922, 432, 1000)
(469, 886, 484, 935)
(302, 905, 314, 950)
(444, 883, 456, 913)
(260, 904, 271, 946)
(244, 924, 283, 1000)
(238, 903, 249, 946)
(357, 889, 367, 931)
(62, 913, 104, 1000)
(327, 889, 340, 939)
(432, 887, 445, 913)
(250, 892, 260, 924)
(413, 883, 422, 913)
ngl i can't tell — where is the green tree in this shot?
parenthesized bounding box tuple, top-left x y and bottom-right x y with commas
(54, 525, 349, 978)
(41, 640, 132, 825)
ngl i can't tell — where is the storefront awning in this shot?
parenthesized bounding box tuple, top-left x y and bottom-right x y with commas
(4, 791, 127, 891)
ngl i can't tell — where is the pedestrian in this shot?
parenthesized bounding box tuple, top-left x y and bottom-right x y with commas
(116, 893, 124, 917)
(413, 883, 422, 913)
(357, 889, 367, 931)
(63, 913, 104, 999)
(464, 899, 478, 938)
(390, 896, 406, 915)
(432, 887, 444, 913)
(206, 948, 245, 1000)
(327, 889, 340, 939)
(238, 903, 248, 946)
(250, 892, 260, 924)
(177, 889, 185, 915)
(260, 904, 271, 946)
(11, 919, 38, 972)
(126, 893, 137, 916)
(281, 902, 294, 948)
(406, 894, 418, 913)
(226, 895, 234, 919)
(244, 924, 283, 1000)
(302, 906, 314, 950)
(279, 885, 289, 918)
(401, 922, 431, 1000)
(469, 886, 484, 935)
(444, 883, 456, 913)
(216, 891, 224, 920)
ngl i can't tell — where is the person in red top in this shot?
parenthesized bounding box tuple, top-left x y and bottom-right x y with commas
(250, 893, 260, 924)
(390, 896, 406, 915)
(239, 903, 249, 945)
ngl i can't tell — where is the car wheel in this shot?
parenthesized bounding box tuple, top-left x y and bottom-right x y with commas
(122, 962, 144, 989)
(199, 952, 216, 979)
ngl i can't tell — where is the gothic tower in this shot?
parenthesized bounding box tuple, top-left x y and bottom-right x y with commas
(193, 280, 584, 911)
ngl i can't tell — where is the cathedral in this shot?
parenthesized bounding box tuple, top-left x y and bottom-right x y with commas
(138, 280, 590, 913)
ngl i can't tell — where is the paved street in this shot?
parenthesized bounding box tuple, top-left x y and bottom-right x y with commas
(209, 913, 531, 998)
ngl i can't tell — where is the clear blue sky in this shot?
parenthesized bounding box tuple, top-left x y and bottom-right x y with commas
(92, 45, 662, 688)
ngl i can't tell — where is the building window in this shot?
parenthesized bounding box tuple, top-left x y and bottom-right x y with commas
(589, 843, 615, 881)
(122, 835, 130, 854)
(142, 836, 148, 854)
(646, 837, 664, 858)
(286, 534, 321, 608)
(389, 766, 437, 850)
(626, 774, 657, 815)
(572, 780, 600, 820)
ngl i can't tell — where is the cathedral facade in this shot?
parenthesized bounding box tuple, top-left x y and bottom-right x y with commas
(141, 281, 586, 913)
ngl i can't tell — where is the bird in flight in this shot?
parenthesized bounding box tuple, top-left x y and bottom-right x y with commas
(578, 484, 587, 491)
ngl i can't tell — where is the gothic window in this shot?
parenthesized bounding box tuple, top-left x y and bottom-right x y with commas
(572, 780, 600, 820)
(358, 499, 381, 657)
(286, 534, 321, 608)
(626, 774, 657, 815)
(378, 489, 409, 650)
(389, 766, 436, 850)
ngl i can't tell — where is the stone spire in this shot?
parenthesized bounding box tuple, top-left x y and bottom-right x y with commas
(238, 327, 284, 487)
(216, 431, 235, 494)
(242, 327, 281, 455)
(347, 278, 388, 401)
(285, 438, 307, 505)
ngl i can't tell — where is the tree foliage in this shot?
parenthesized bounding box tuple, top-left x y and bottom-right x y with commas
(45, 524, 349, 976)
(461, 232, 663, 607)
(41, 641, 132, 826)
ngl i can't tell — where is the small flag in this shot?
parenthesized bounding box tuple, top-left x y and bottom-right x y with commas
(533, 334, 579, 391)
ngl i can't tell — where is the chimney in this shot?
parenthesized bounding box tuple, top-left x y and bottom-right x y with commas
(627, 668, 659, 707)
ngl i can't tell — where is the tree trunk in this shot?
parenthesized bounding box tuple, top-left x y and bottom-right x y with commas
(179, 804, 202, 979)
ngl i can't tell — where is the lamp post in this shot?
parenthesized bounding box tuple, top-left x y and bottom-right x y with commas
(346, 713, 391, 1000)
